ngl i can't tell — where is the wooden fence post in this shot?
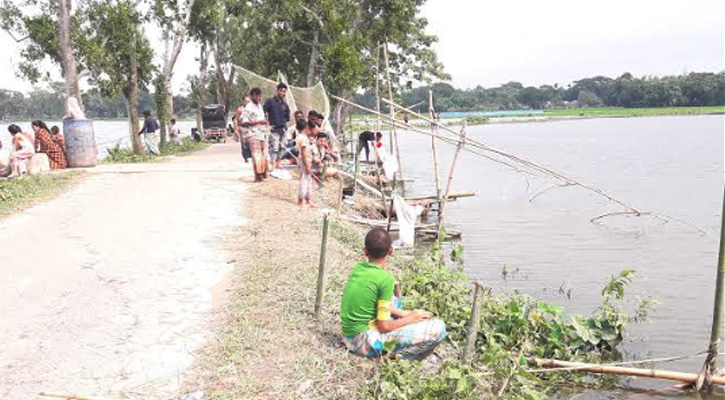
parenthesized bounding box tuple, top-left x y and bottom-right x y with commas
(314, 213, 330, 318)
(461, 280, 484, 364)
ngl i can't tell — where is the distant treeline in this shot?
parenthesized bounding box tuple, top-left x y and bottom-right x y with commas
(2, 71, 724, 120)
(0, 84, 198, 121)
(356, 71, 725, 112)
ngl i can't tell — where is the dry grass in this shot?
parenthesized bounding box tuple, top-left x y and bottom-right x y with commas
(185, 176, 376, 400)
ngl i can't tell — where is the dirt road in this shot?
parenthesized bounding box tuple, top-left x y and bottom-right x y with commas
(0, 142, 249, 400)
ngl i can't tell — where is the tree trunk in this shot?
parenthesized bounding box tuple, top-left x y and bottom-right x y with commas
(58, 0, 81, 111)
(129, 29, 143, 155)
(196, 43, 210, 134)
(306, 29, 319, 87)
(214, 49, 235, 126)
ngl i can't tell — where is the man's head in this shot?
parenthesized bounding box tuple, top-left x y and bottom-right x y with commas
(170, 118, 176, 125)
(307, 119, 320, 137)
(375, 131, 383, 141)
(316, 132, 328, 147)
(250, 88, 262, 103)
(294, 110, 304, 120)
(308, 110, 321, 125)
(364, 228, 393, 261)
(143, 110, 151, 118)
(296, 118, 308, 132)
(276, 82, 288, 99)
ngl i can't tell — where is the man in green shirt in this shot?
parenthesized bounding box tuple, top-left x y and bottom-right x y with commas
(340, 228, 447, 360)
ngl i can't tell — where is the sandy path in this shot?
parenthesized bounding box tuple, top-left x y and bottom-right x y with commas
(0, 142, 250, 400)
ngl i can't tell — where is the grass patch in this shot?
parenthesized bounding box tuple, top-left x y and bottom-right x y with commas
(104, 137, 210, 163)
(0, 171, 85, 219)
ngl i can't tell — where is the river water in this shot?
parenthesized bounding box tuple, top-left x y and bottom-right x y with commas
(397, 115, 724, 398)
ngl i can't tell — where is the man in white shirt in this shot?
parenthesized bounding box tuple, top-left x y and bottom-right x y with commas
(241, 88, 270, 182)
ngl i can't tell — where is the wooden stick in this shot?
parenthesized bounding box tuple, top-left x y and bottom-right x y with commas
(529, 358, 725, 386)
(337, 170, 382, 198)
(383, 42, 404, 188)
(386, 174, 397, 231)
(697, 187, 725, 391)
(313, 213, 330, 318)
(461, 280, 484, 364)
(438, 121, 468, 239)
(375, 44, 381, 133)
(336, 177, 344, 215)
(428, 90, 442, 211)
(405, 192, 476, 201)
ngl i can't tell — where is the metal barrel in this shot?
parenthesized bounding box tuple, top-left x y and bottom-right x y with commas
(63, 119, 97, 167)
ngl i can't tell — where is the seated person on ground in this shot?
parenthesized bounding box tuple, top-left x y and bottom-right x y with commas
(340, 228, 447, 360)
(315, 132, 338, 180)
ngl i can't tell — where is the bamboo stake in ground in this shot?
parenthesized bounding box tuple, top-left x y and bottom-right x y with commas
(375, 43, 381, 134)
(313, 213, 330, 318)
(383, 42, 404, 189)
(530, 358, 725, 386)
(428, 90, 442, 214)
(697, 187, 725, 392)
(438, 121, 468, 241)
(461, 280, 484, 364)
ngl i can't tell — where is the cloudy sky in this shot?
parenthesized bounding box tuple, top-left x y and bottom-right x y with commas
(0, 0, 723, 93)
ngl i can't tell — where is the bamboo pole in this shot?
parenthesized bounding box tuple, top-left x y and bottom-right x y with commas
(313, 213, 330, 318)
(530, 358, 725, 386)
(461, 280, 484, 364)
(39, 393, 115, 400)
(353, 141, 360, 198)
(386, 175, 397, 231)
(383, 42, 404, 187)
(429, 90, 442, 210)
(697, 187, 725, 392)
(438, 121, 468, 239)
(374, 44, 381, 134)
(336, 177, 345, 215)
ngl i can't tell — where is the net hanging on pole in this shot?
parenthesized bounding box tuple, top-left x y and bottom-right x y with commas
(233, 64, 331, 120)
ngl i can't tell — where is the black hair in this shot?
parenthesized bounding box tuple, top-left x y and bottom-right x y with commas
(317, 132, 327, 140)
(31, 120, 50, 132)
(375, 131, 383, 139)
(7, 124, 21, 135)
(143, 110, 151, 117)
(277, 82, 288, 90)
(170, 118, 176, 124)
(294, 110, 304, 117)
(364, 228, 393, 259)
(51, 125, 60, 135)
(307, 119, 318, 130)
(296, 118, 307, 131)
(250, 87, 262, 96)
(308, 110, 319, 118)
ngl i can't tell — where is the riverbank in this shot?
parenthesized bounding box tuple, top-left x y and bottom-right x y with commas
(181, 162, 668, 399)
(0, 170, 85, 219)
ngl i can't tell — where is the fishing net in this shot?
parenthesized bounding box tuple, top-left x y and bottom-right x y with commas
(233, 64, 331, 119)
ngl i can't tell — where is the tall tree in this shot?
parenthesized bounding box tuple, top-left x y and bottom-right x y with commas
(83, 0, 154, 154)
(152, 0, 194, 144)
(0, 0, 84, 110)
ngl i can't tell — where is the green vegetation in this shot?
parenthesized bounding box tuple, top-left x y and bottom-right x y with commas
(370, 245, 657, 399)
(104, 137, 209, 163)
(540, 106, 725, 117)
(0, 171, 84, 218)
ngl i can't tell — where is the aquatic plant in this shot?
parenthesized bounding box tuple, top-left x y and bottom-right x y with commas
(371, 250, 656, 399)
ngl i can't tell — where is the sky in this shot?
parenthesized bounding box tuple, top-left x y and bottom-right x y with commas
(0, 0, 723, 94)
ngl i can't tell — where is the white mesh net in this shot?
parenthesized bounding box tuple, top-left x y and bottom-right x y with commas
(233, 65, 331, 119)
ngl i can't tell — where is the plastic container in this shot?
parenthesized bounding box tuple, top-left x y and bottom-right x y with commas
(63, 119, 97, 167)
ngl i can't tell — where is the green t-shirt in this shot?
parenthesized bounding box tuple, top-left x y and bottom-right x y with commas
(340, 261, 395, 337)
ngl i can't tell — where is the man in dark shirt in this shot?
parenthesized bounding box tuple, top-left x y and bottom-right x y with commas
(138, 110, 160, 155)
(263, 82, 291, 169)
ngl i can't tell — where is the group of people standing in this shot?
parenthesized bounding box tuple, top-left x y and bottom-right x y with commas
(234, 83, 339, 207)
(1, 121, 67, 177)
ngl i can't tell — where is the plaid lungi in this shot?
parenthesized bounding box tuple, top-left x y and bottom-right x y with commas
(343, 319, 447, 360)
